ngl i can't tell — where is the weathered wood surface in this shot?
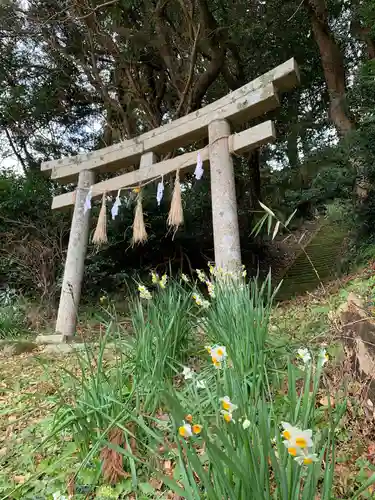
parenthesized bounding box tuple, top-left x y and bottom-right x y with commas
(42, 58, 299, 183)
(52, 121, 276, 210)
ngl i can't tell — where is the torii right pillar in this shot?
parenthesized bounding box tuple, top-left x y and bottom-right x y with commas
(208, 119, 242, 272)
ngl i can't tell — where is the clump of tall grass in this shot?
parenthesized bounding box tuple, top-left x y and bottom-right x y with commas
(0, 288, 28, 339)
(129, 276, 196, 410)
(133, 272, 348, 499)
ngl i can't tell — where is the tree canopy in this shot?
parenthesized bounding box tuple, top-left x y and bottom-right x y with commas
(0, 0, 374, 298)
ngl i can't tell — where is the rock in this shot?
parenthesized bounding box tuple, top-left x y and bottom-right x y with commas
(43, 344, 74, 355)
(35, 334, 69, 345)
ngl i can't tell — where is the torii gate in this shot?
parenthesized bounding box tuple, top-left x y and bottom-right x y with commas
(40, 58, 299, 342)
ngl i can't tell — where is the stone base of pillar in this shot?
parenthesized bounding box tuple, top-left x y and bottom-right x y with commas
(35, 334, 71, 345)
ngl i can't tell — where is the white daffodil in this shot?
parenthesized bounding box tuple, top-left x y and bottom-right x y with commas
(181, 273, 190, 283)
(242, 419, 250, 430)
(182, 366, 194, 380)
(206, 280, 215, 298)
(193, 293, 209, 308)
(297, 348, 311, 364)
(151, 271, 159, 284)
(281, 422, 315, 460)
(178, 422, 192, 438)
(208, 263, 216, 276)
(210, 345, 227, 362)
(196, 269, 207, 283)
(319, 348, 329, 366)
(159, 274, 168, 289)
(138, 285, 152, 300)
(294, 452, 319, 465)
(221, 410, 235, 423)
(291, 429, 313, 449)
(281, 421, 300, 442)
(219, 396, 238, 412)
(242, 265, 247, 278)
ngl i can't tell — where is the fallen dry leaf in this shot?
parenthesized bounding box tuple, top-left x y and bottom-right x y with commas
(149, 477, 163, 490)
(367, 443, 375, 464)
(319, 396, 335, 407)
(13, 475, 26, 484)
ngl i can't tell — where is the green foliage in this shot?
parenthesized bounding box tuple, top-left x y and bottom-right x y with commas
(0, 170, 68, 300)
(0, 287, 28, 338)
(0, 304, 26, 339)
(129, 278, 196, 410)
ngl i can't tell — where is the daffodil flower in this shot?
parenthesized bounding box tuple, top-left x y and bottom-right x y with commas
(281, 422, 313, 450)
(206, 280, 215, 298)
(292, 429, 313, 449)
(192, 424, 203, 435)
(196, 269, 207, 283)
(221, 410, 235, 423)
(297, 348, 311, 364)
(182, 366, 194, 380)
(159, 274, 167, 289)
(185, 414, 193, 423)
(219, 396, 238, 412)
(242, 265, 247, 278)
(138, 285, 152, 300)
(181, 273, 190, 283)
(151, 271, 168, 289)
(319, 348, 329, 366)
(210, 345, 227, 362)
(208, 263, 216, 275)
(281, 422, 300, 441)
(192, 293, 209, 308)
(179, 422, 193, 438)
(294, 452, 319, 465)
(151, 271, 159, 284)
(242, 419, 250, 430)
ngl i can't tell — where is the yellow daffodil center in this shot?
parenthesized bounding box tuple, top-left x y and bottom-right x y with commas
(295, 437, 307, 448)
(179, 426, 187, 437)
(192, 425, 202, 434)
(185, 414, 193, 423)
(288, 447, 297, 456)
(304, 457, 313, 464)
(223, 413, 232, 422)
(217, 348, 224, 356)
(133, 187, 140, 193)
(282, 430, 291, 440)
(222, 401, 231, 411)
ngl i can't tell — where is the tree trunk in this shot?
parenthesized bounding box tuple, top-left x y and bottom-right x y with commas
(304, 0, 355, 136)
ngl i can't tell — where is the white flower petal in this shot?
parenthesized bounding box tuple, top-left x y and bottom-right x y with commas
(242, 419, 250, 430)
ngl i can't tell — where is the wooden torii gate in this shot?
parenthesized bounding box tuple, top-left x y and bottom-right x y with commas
(40, 58, 299, 342)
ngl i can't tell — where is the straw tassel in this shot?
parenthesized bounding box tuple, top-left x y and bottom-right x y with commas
(92, 193, 108, 245)
(167, 169, 183, 232)
(132, 190, 147, 245)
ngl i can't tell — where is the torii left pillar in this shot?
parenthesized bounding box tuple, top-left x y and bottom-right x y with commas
(48, 170, 94, 342)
